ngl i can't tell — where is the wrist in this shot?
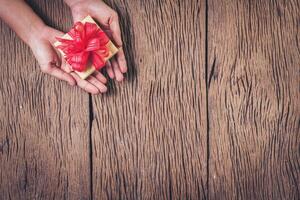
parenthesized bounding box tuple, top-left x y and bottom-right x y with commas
(27, 24, 47, 49)
(64, 0, 86, 9)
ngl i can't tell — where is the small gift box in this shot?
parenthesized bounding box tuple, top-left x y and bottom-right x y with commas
(54, 15, 118, 79)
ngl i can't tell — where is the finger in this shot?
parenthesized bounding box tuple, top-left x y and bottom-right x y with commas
(109, 13, 123, 47)
(44, 66, 76, 86)
(46, 27, 65, 44)
(72, 12, 86, 22)
(116, 48, 127, 73)
(71, 72, 99, 94)
(106, 61, 115, 79)
(92, 70, 107, 83)
(86, 76, 107, 93)
(111, 58, 124, 82)
(91, 2, 122, 44)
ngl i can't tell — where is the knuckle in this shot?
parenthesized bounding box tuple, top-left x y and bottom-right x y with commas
(119, 56, 126, 62)
(116, 40, 123, 46)
(82, 82, 89, 91)
(111, 11, 119, 20)
(90, 79, 96, 85)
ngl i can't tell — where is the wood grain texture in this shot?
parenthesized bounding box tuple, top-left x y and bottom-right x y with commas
(207, 0, 300, 199)
(91, 0, 207, 199)
(1, 0, 299, 199)
(0, 1, 91, 199)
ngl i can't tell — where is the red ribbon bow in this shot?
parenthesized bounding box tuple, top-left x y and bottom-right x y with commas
(56, 22, 109, 72)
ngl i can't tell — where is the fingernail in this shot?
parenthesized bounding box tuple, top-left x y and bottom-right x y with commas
(121, 67, 127, 73)
(101, 86, 108, 93)
(117, 76, 124, 82)
(92, 88, 100, 94)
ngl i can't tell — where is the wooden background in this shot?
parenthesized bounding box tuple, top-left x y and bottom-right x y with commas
(0, 0, 299, 199)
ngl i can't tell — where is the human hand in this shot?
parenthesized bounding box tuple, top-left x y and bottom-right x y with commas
(29, 25, 108, 94)
(66, 0, 127, 82)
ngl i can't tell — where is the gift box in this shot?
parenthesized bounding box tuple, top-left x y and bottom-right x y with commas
(54, 15, 119, 79)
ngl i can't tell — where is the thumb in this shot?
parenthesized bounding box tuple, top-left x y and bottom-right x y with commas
(50, 47, 76, 86)
(109, 18, 123, 47)
(72, 11, 86, 23)
(45, 27, 65, 44)
(61, 58, 73, 73)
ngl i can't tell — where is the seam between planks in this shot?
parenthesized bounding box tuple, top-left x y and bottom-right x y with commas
(88, 94, 94, 200)
(204, 0, 210, 199)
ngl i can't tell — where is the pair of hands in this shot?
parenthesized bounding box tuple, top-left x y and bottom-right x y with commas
(29, 0, 127, 94)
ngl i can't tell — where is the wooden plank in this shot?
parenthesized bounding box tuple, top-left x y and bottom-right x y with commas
(91, 0, 207, 199)
(208, 0, 300, 199)
(0, 1, 91, 199)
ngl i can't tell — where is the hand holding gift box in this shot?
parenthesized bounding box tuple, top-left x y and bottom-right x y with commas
(0, 0, 127, 94)
(54, 15, 119, 80)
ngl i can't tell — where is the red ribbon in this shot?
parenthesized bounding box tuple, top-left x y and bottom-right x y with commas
(56, 22, 109, 72)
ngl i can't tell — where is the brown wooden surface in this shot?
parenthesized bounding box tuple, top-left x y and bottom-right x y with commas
(0, 1, 91, 199)
(0, 0, 299, 200)
(207, 0, 300, 199)
(91, 1, 207, 199)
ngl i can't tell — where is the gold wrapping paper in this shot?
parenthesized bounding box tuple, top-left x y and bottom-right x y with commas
(54, 15, 119, 79)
